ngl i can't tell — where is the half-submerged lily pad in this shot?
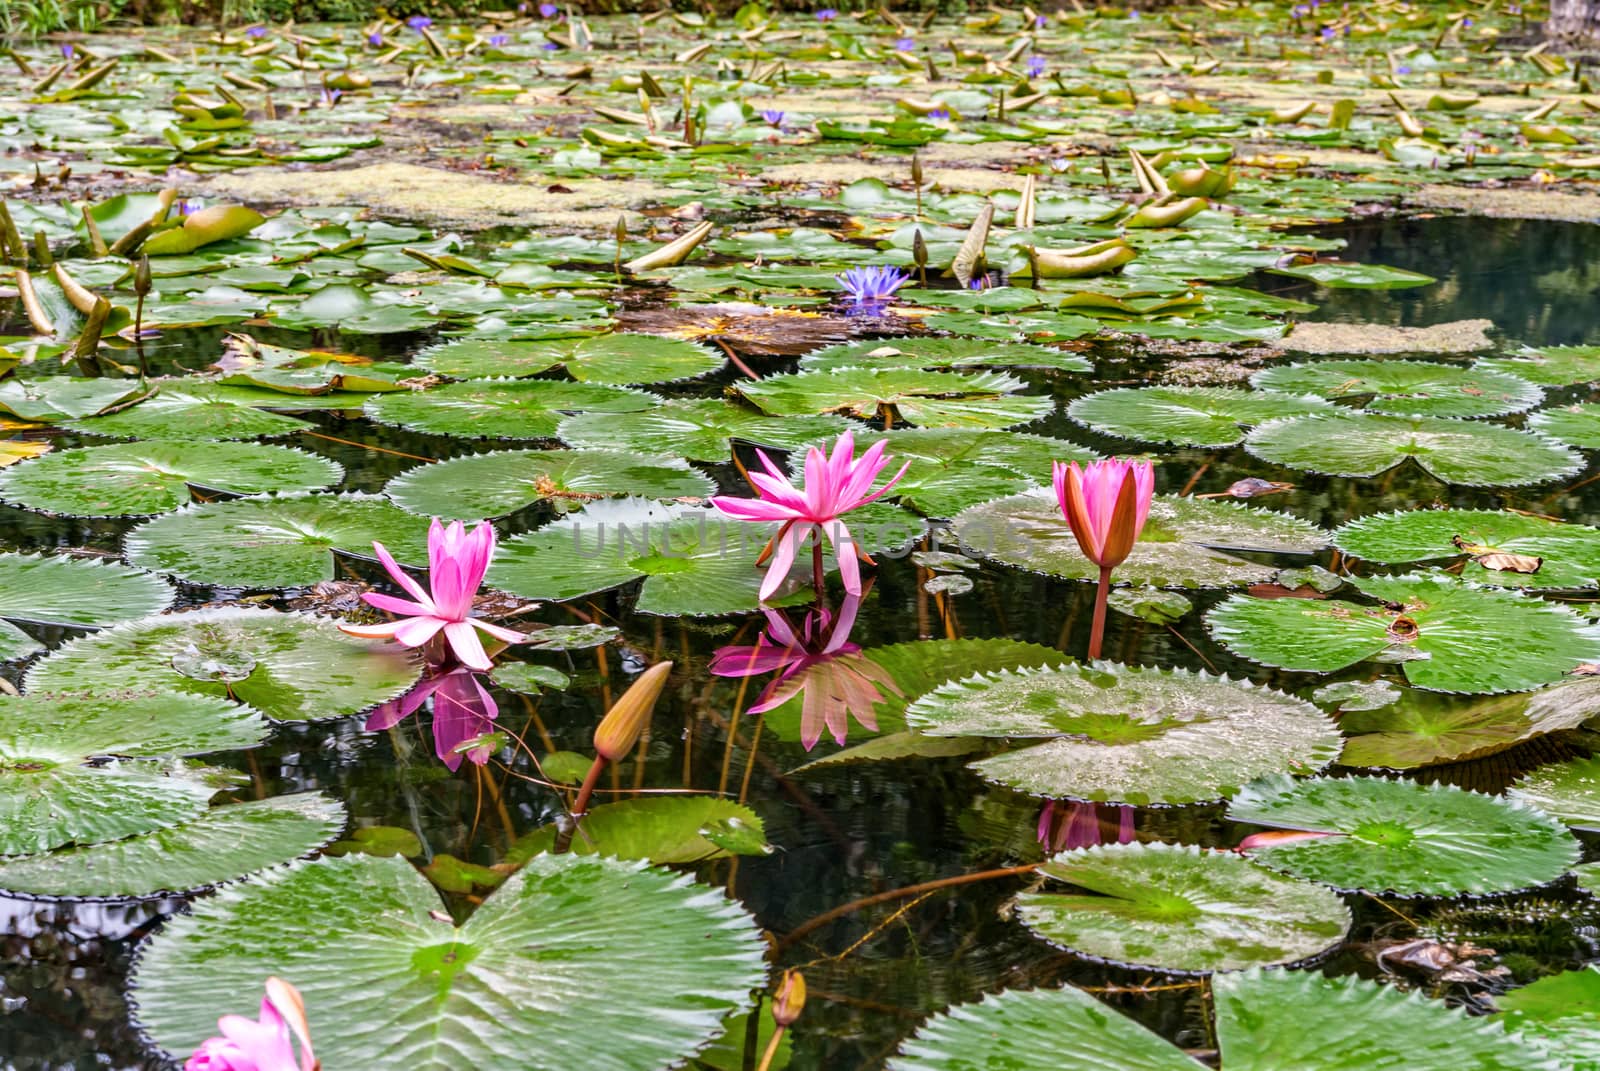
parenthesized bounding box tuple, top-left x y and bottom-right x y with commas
(1016, 842, 1351, 973)
(0, 553, 175, 661)
(385, 449, 713, 520)
(1250, 360, 1542, 418)
(415, 333, 724, 385)
(123, 493, 433, 589)
(1244, 412, 1580, 487)
(1207, 573, 1600, 694)
(1230, 774, 1580, 897)
(905, 663, 1341, 806)
(26, 608, 420, 722)
(0, 441, 343, 517)
(131, 853, 768, 1071)
(1477, 345, 1600, 387)
(558, 399, 852, 462)
(737, 368, 1053, 429)
(364, 380, 658, 440)
(1333, 509, 1600, 590)
(0, 792, 346, 900)
(1508, 754, 1600, 832)
(1495, 966, 1600, 1070)
(0, 691, 267, 856)
(889, 970, 1548, 1071)
(1267, 262, 1437, 289)
(1528, 403, 1600, 450)
(800, 337, 1093, 373)
(64, 384, 313, 442)
(505, 797, 769, 865)
(1067, 386, 1333, 447)
(953, 491, 1326, 589)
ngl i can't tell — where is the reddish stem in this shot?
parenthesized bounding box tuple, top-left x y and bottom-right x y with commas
(1088, 565, 1112, 660)
(553, 754, 607, 854)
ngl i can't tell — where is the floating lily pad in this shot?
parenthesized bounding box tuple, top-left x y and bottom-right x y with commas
(558, 399, 852, 462)
(131, 853, 768, 1071)
(1067, 386, 1333, 447)
(1016, 842, 1351, 973)
(906, 663, 1341, 806)
(1495, 966, 1600, 1070)
(1477, 346, 1600, 387)
(737, 368, 1053, 429)
(123, 493, 433, 589)
(1508, 754, 1600, 832)
(1338, 679, 1600, 769)
(1244, 412, 1580, 487)
(0, 377, 152, 422)
(845, 428, 1094, 519)
(1207, 573, 1600, 694)
(365, 381, 658, 440)
(1267, 262, 1436, 289)
(385, 450, 713, 520)
(0, 553, 174, 661)
(0, 691, 267, 857)
(1108, 587, 1192, 624)
(0, 441, 343, 517)
(953, 491, 1326, 589)
(415, 333, 724, 384)
(0, 793, 346, 900)
(506, 797, 769, 864)
(64, 385, 313, 441)
(1250, 360, 1542, 418)
(26, 608, 420, 722)
(1230, 774, 1580, 896)
(800, 337, 1093, 373)
(489, 663, 571, 694)
(1528, 403, 1600, 450)
(1333, 509, 1600, 590)
(890, 970, 1545, 1071)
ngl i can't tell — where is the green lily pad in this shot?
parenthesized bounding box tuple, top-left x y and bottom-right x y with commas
(1495, 966, 1600, 1070)
(953, 491, 1326, 589)
(800, 337, 1093, 373)
(385, 450, 713, 520)
(737, 368, 1053, 429)
(0, 553, 174, 661)
(0, 441, 343, 517)
(1207, 573, 1600, 693)
(1337, 679, 1600, 769)
(558, 399, 852, 462)
(1508, 754, 1600, 832)
(0, 792, 346, 899)
(1267, 262, 1436, 289)
(123, 493, 434, 589)
(26, 607, 421, 722)
(1017, 842, 1351, 973)
(1477, 345, 1600, 387)
(131, 853, 768, 1071)
(845, 428, 1095, 519)
(906, 663, 1340, 805)
(0, 691, 267, 856)
(1107, 587, 1192, 624)
(1528, 403, 1600, 450)
(1250, 360, 1543, 419)
(505, 797, 769, 864)
(1244, 412, 1580, 487)
(63, 384, 314, 441)
(0, 377, 153, 422)
(1230, 774, 1581, 896)
(415, 333, 724, 385)
(1333, 508, 1600, 590)
(1067, 386, 1334, 447)
(489, 663, 571, 694)
(365, 380, 659, 440)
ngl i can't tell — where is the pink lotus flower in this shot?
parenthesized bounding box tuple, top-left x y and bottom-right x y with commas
(1037, 801, 1135, 854)
(365, 667, 500, 770)
(1052, 458, 1155, 570)
(186, 977, 317, 1071)
(709, 593, 900, 749)
(339, 518, 524, 671)
(711, 432, 909, 600)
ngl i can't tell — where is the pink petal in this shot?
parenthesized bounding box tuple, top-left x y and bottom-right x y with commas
(471, 618, 526, 644)
(758, 522, 801, 601)
(711, 495, 797, 522)
(821, 592, 863, 655)
(362, 592, 433, 617)
(373, 540, 433, 609)
(823, 522, 862, 596)
(393, 615, 447, 647)
(339, 620, 411, 639)
(443, 619, 492, 670)
(851, 457, 911, 509)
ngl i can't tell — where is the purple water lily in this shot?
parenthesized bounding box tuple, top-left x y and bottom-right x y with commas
(366, 667, 501, 770)
(835, 265, 910, 306)
(245, 25, 267, 38)
(406, 15, 432, 30)
(60, 43, 74, 58)
(1036, 13, 1048, 26)
(320, 86, 341, 107)
(761, 108, 785, 127)
(541, 41, 560, 50)
(927, 107, 950, 120)
(489, 33, 510, 46)
(175, 198, 204, 216)
(368, 31, 383, 45)
(895, 37, 915, 50)
(1396, 64, 1411, 74)
(539, 2, 559, 15)
(816, 7, 838, 21)
(1321, 26, 1335, 38)
(1025, 55, 1046, 77)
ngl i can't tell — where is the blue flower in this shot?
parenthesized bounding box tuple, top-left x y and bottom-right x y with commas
(1128, 9, 1141, 19)
(245, 25, 267, 38)
(1396, 64, 1411, 74)
(60, 43, 74, 58)
(1036, 13, 1048, 26)
(539, 2, 558, 15)
(761, 109, 785, 127)
(927, 107, 950, 120)
(489, 33, 509, 45)
(1321, 26, 1335, 38)
(368, 31, 383, 45)
(541, 41, 560, 50)
(175, 198, 204, 216)
(895, 37, 915, 51)
(1463, 16, 1473, 25)
(836, 265, 910, 305)
(1025, 55, 1046, 77)
(816, 8, 839, 21)
(406, 15, 432, 30)
(320, 86, 342, 106)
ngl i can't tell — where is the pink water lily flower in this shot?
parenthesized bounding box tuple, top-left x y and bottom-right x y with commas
(366, 667, 500, 771)
(711, 431, 909, 600)
(340, 518, 524, 671)
(1052, 458, 1155, 570)
(186, 977, 317, 1071)
(1037, 800, 1136, 854)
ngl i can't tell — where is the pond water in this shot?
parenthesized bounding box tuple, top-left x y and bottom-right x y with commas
(4, 211, 1600, 1070)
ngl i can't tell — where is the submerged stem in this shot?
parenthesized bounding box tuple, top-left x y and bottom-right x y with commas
(553, 754, 607, 854)
(1088, 564, 1112, 660)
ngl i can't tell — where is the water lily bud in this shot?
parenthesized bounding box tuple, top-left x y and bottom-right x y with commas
(592, 660, 672, 761)
(615, 213, 627, 243)
(772, 970, 806, 1027)
(134, 255, 152, 297)
(912, 228, 927, 268)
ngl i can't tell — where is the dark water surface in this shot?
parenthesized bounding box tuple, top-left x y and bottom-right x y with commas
(4, 214, 1600, 1070)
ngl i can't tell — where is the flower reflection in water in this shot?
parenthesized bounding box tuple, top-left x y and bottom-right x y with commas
(367, 667, 500, 770)
(710, 592, 900, 750)
(1037, 800, 1136, 853)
